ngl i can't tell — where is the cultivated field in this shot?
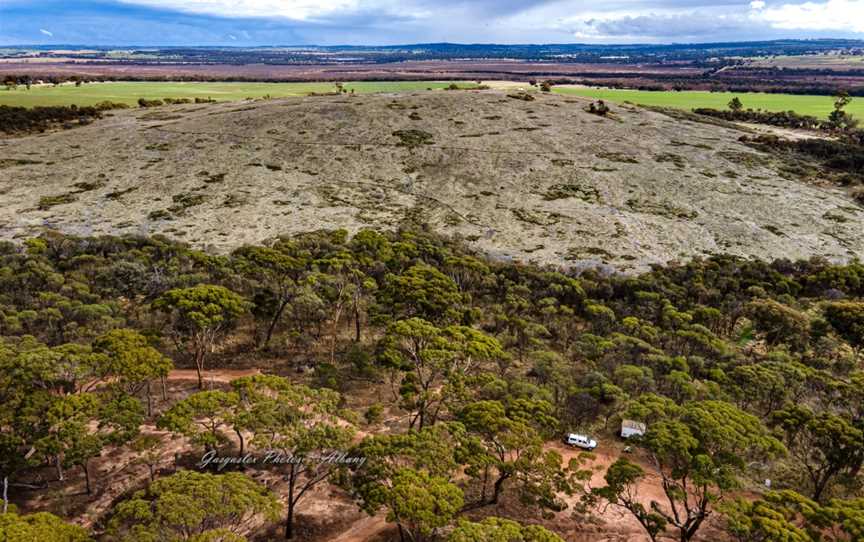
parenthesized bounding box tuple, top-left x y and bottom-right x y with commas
(2, 89, 863, 272)
(553, 85, 864, 118)
(0, 80, 484, 107)
(0, 59, 699, 82)
(748, 54, 864, 70)
(5, 80, 860, 121)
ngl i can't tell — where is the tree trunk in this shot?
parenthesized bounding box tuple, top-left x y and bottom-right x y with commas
(161, 375, 167, 400)
(330, 306, 344, 365)
(55, 456, 64, 481)
(83, 461, 91, 495)
(265, 301, 289, 348)
(480, 466, 489, 503)
(812, 477, 829, 503)
(285, 500, 295, 539)
(146, 381, 153, 417)
(148, 464, 155, 482)
(285, 463, 296, 539)
(2, 476, 8, 514)
(236, 428, 245, 456)
(353, 300, 361, 342)
(195, 348, 205, 389)
(490, 472, 509, 504)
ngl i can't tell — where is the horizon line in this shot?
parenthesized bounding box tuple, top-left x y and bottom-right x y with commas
(4, 38, 864, 50)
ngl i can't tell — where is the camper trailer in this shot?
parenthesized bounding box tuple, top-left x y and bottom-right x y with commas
(620, 419, 646, 439)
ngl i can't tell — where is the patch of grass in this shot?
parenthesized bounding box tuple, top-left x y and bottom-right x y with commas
(543, 183, 601, 203)
(198, 171, 226, 183)
(169, 193, 206, 214)
(655, 153, 687, 169)
(393, 129, 434, 149)
(443, 213, 463, 226)
(597, 152, 639, 164)
(248, 163, 282, 172)
(507, 92, 535, 102)
(72, 180, 106, 192)
(511, 208, 561, 226)
(822, 211, 850, 223)
(105, 187, 138, 200)
(223, 194, 247, 208)
(552, 86, 864, 119)
(144, 142, 172, 151)
(38, 193, 78, 210)
(565, 246, 614, 260)
(0, 158, 43, 168)
(670, 140, 714, 150)
(147, 209, 172, 221)
(718, 151, 771, 169)
(626, 198, 698, 219)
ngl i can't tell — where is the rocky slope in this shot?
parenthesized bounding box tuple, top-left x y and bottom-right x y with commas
(2, 89, 863, 272)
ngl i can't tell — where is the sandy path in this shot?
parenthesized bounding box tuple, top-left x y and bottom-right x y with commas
(329, 514, 390, 542)
(547, 441, 664, 541)
(736, 122, 833, 141)
(166, 368, 262, 383)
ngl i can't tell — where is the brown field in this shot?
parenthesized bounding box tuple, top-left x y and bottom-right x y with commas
(0, 59, 702, 82)
(747, 54, 864, 71)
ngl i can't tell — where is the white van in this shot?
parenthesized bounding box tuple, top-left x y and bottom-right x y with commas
(565, 433, 597, 450)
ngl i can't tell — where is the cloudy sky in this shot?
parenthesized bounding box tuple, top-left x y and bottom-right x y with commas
(1, 0, 863, 46)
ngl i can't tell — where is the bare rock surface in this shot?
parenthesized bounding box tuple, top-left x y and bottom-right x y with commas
(2, 90, 862, 272)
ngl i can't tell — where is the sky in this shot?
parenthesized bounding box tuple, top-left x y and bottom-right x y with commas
(1, 0, 863, 46)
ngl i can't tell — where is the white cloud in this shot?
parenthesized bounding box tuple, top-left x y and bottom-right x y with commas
(39, 28, 53, 36)
(755, 0, 864, 31)
(43, 0, 863, 43)
(117, 0, 362, 20)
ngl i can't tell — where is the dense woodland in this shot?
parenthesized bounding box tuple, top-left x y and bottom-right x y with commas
(0, 228, 862, 541)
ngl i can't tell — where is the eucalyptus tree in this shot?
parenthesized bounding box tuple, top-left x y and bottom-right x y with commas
(153, 285, 248, 388)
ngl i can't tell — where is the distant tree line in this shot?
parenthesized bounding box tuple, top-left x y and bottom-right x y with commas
(0, 104, 114, 134)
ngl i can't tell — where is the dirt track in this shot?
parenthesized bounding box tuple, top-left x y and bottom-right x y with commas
(166, 368, 261, 384)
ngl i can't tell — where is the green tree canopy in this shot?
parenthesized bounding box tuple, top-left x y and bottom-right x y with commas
(379, 264, 463, 324)
(107, 470, 279, 541)
(153, 285, 248, 388)
(0, 510, 92, 542)
(597, 401, 785, 542)
(93, 328, 173, 415)
(230, 374, 354, 539)
(447, 517, 564, 542)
